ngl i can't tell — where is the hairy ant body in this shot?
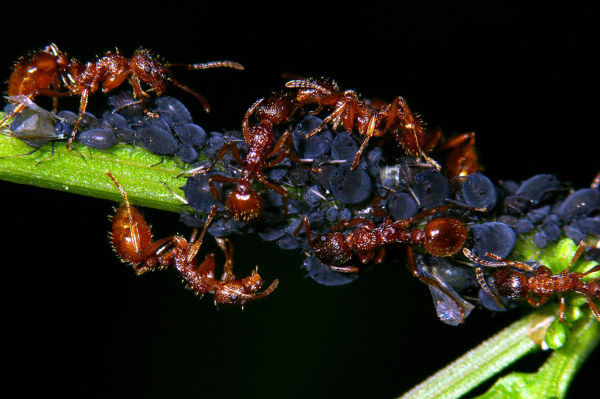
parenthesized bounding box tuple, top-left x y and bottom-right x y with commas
(108, 172, 278, 306)
(3, 45, 243, 144)
(0, 44, 70, 127)
(200, 92, 310, 223)
(295, 202, 485, 322)
(63, 48, 243, 143)
(285, 78, 440, 169)
(463, 241, 600, 323)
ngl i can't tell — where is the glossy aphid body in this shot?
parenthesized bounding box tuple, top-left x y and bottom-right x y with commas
(463, 241, 600, 323)
(200, 92, 313, 223)
(108, 172, 278, 306)
(285, 78, 440, 170)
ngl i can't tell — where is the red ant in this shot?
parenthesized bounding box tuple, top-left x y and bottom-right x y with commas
(108, 171, 278, 307)
(294, 201, 486, 322)
(62, 47, 243, 143)
(0, 44, 71, 128)
(2, 45, 243, 144)
(199, 92, 315, 223)
(433, 130, 481, 179)
(463, 241, 600, 323)
(285, 78, 440, 170)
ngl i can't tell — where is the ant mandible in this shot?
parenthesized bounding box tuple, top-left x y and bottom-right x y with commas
(107, 171, 278, 307)
(0, 44, 71, 128)
(463, 241, 600, 323)
(285, 78, 440, 170)
(199, 91, 315, 223)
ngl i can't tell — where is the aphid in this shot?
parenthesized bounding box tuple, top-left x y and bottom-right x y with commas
(0, 96, 66, 162)
(463, 241, 600, 323)
(0, 44, 70, 128)
(453, 172, 497, 210)
(75, 128, 118, 153)
(200, 92, 310, 223)
(416, 255, 476, 325)
(108, 172, 278, 306)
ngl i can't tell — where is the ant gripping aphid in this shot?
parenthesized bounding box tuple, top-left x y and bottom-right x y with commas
(285, 78, 440, 170)
(199, 92, 316, 223)
(463, 241, 600, 323)
(107, 172, 278, 306)
(0, 44, 71, 128)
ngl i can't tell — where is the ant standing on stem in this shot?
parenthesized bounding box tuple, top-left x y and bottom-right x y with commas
(463, 241, 600, 323)
(107, 171, 278, 307)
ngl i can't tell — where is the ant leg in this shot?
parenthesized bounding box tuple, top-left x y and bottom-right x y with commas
(462, 248, 534, 272)
(185, 206, 218, 264)
(475, 267, 504, 308)
(351, 115, 377, 170)
(564, 241, 587, 273)
(334, 217, 376, 231)
(293, 215, 311, 238)
(165, 69, 210, 113)
(558, 293, 567, 323)
(204, 142, 243, 173)
(583, 265, 600, 276)
(582, 294, 600, 321)
(216, 238, 235, 283)
(68, 88, 90, 146)
(407, 245, 467, 322)
(306, 101, 349, 138)
(330, 265, 361, 273)
(261, 178, 289, 214)
(207, 174, 238, 202)
(242, 97, 264, 144)
(527, 293, 550, 308)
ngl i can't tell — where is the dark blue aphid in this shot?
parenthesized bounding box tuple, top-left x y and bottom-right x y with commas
(331, 131, 358, 162)
(291, 116, 332, 159)
(182, 172, 225, 214)
(302, 255, 359, 286)
(558, 188, 600, 222)
(470, 222, 516, 262)
(330, 164, 372, 204)
(505, 174, 562, 214)
(414, 168, 450, 209)
(459, 172, 497, 210)
(135, 126, 178, 155)
(156, 96, 193, 125)
(173, 124, 207, 147)
(386, 191, 418, 221)
(176, 144, 198, 164)
(76, 129, 118, 150)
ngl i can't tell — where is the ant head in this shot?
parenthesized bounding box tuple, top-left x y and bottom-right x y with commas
(491, 270, 528, 301)
(130, 49, 167, 94)
(242, 268, 264, 292)
(225, 189, 263, 223)
(423, 218, 467, 257)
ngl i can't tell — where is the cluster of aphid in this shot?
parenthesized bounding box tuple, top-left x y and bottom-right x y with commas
(2, 44, 599, 322)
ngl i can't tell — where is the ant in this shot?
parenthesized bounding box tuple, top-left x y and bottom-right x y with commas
(62, 47, 244, 143)
(0, 44, 71, 128)
(434, 131, 481, 179)
(294, 202, 486, 322)
(107, 171, 278, 306)
(285, 78, 440, 170)
(198, 91, 315, 223)
(463, 241, 600, 323)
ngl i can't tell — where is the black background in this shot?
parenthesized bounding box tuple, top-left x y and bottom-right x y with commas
(1, 3, 597, 398)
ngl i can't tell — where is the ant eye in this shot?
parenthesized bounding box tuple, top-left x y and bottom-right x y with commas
(144, 66, 151, 73)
